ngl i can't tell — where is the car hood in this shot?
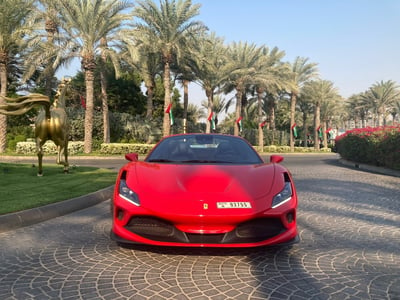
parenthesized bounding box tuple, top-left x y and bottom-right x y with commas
(124, 162, 281, 215)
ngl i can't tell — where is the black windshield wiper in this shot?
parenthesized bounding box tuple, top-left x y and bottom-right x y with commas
(147, 158, 172, 163)
(180, 160, 235, 163)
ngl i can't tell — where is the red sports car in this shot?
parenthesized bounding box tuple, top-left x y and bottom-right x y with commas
(111, 133, 299, 248)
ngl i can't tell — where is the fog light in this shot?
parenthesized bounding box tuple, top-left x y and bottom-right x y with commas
(117, 209, 124, 220)
(286, 212, 294, 223)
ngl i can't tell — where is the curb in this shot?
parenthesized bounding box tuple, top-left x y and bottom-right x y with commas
(339, 159, 400, 178)
(0, 185, 114, 233)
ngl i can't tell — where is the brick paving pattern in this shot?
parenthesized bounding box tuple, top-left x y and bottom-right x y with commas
(0, 154, 399, 299)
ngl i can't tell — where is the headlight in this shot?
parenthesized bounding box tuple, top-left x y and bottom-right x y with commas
(119, 179, 140, 206)
(272, 182, 292, 208)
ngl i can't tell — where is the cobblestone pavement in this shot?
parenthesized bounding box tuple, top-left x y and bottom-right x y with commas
(0, 154, 399, 300)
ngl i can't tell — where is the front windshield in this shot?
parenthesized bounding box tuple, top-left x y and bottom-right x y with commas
(146, 135, 263, 164)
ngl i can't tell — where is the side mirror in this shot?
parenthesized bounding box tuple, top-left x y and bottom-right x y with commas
(270, 155, 284, 164)
(125, 153, 139, 162)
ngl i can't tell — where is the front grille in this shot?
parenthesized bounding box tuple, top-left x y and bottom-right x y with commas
(125, 217, 188, 243)
(186, 233, 225, 244)
(124, 216, 286, 244)
(236, 218, 285, 239)
(126, 217, 174, 236)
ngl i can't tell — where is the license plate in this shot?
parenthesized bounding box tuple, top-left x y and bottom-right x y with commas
(217, 202, 252, 209)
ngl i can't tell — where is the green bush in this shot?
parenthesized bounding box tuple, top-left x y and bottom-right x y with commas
(254, 145, 331, 153)
(100, 143, 154, 155)
(335, 125, 400, 170)
(16, 141, 85, 155)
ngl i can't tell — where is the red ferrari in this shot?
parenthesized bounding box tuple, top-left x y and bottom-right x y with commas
(111, 133, 299, 248)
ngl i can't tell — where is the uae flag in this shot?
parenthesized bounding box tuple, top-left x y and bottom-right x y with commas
(208, 111, 216, 130)
(79, 95, 86, 109)
(325, 128, 333, 139)
(291, 123, 298, 138)
(317, 125, 323, 138)
(165, 103, 174, 125)
(236, 116, 243, 132)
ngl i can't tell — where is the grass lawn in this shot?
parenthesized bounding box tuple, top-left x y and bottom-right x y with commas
(0, 162, 117, 215)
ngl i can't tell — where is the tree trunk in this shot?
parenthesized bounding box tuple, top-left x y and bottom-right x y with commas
(257, 88, 263, 151)
(314, 102, 321, 151)
(0, 62, 7, 153)
(163, 60, 171, 137)
(322, 121, 328, 148)
(44, 67, 55, 99)
(205, 88, 212, 133)
(84, 69, 95, 153)
(100, 70, 110, 143)
(289, 93, 297, 152)
(270, 100, 276, 144)
(45, 18, 56, 99)
(302, 112, 308, 147)
(183, 79, 189, 133)
(234, 88, 242, 136)
(145, 79, 154, 119)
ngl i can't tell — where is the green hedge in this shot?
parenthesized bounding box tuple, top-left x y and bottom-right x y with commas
(254, 145, 331, 153)
(16, 141, 333, 156)
(335, 125, 400, 170)
(15, 141, 155, 156)
(99, 143, 154, 155)
(16, 141, 85, 155)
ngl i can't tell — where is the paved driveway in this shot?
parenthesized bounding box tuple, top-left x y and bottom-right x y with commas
(0, 154, 399, 299)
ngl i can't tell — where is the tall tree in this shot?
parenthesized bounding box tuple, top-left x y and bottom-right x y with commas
(360, 80, 399, 126)
(172, 53, 197, 133)
(201, 94, 232, 131)
(133, 0, 207, 136)
(23, 0, 63, 98)
(252, 46, 291, 149)
(302, 80, 339, 150)
(0, 0, 36, 152)
(57, 0, 132, 152)
(98, 36, 123, 143)
(389, 100, 400, 125)
(288, 57, 318, 152)
(297, 93, 314, 146)
(224, 42, 265, 136)
(346, 93, 368, 128)
(122, 31, 162, 119)
(192, 32, 227, 133)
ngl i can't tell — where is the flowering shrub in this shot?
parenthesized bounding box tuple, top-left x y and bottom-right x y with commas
(335, 125, 400, 170)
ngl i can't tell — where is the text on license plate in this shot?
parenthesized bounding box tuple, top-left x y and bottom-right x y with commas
(217, 202, 252, 209)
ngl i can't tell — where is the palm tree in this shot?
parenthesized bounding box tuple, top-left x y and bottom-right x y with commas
(99, 37, 123, 143)
(23, 0, 62, 98)
(320, 93, 342, 147)
(187, 102, 205, 124)
(252, 46, 291, 149)
(201, 94, 232, 131)
(191, 32, 227, 133)
(133, 0, 207, 137)
(0, 0, 36, 152)
(296, 93, 313, 146)
(389, 100, 400, 125)
(360, 80, 399, 126)
(346, 93, 369, 128)
(224, 42, 266, 136)
(172, 53, 198, 133)
(288, 57, 318, 152)
(121, 36, 162, 119)
(57, 0, 132, 153)
(302, 80, 340, 150)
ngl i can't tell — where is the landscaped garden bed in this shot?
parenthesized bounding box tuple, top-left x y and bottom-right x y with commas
(335, 125, 400, 170)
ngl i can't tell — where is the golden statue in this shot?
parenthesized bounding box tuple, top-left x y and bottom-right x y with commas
(0, 78, 71, 176)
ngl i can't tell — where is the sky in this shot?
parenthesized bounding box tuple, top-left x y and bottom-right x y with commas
(57, 0, 400, 105)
